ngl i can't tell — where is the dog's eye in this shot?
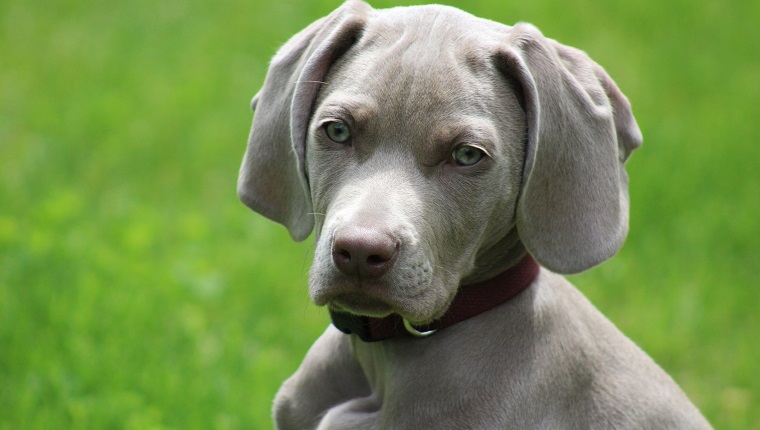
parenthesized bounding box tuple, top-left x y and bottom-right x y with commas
(324, 121, 351, 144)
(451, 145, 485, 166)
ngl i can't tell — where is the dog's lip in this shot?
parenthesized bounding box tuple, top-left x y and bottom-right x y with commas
(330, 293, 394, 318)
(327, 287, 455, 323)
(312, 276, 399, 307)
(311, 270, 455, 322)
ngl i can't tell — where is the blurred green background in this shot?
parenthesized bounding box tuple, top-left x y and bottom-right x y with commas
(1, 0, 758, 428)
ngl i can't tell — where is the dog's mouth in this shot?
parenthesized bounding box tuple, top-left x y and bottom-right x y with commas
(329, 293, 395, 318)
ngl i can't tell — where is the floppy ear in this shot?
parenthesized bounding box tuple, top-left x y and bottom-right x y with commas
(237, 0, 370, 241)
(496, 24, 642, 274)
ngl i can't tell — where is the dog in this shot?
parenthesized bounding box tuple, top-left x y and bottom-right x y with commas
(237, 1, 712, 428)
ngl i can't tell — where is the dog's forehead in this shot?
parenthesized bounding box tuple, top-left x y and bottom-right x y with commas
(366, 4, 506, 43)
(356, 5, 505, 77)
(318, 6, 509, 139)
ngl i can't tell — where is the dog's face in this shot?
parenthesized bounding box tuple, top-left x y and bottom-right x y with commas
(306, 30, 527, 323)
(238, 1, 641, 326)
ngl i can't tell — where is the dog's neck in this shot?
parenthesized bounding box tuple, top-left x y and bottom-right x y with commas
(330, 251, 540, 342)
(464, 227, 526, 285)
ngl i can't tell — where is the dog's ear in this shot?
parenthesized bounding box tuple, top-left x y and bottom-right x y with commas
(496, 24, 642, 274)
(238, 1, 370, 241)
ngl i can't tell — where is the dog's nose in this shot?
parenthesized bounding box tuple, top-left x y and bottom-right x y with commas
(332, 227, 399, 278)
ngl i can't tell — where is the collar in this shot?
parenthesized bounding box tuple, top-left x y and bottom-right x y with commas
(329, 253, 540, 342)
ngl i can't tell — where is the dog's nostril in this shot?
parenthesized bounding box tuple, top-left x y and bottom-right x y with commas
(337, 249, 352, 262)
(367, 254, 388, 266)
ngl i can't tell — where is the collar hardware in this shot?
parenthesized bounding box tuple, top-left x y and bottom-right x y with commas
(403, 318, 437, 337)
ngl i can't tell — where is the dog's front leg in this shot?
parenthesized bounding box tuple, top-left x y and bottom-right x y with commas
(315, 397, 381, 430)
(273, 326, 372, 430)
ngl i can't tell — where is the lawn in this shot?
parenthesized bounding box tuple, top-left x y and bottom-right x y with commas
(1, 0, 758, 428)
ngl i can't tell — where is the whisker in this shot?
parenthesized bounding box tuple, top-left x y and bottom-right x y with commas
(432, 264, 456, 277)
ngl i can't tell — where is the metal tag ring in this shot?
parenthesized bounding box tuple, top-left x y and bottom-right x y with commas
(403, 318, 437, 337)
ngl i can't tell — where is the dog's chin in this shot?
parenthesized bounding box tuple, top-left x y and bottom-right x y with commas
(310, 269, 458, 323)
(328, 292, 456, 325)
(330, 293, 394, 318)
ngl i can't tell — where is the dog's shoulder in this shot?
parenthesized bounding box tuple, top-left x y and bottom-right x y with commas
(526, 269, 710, 428)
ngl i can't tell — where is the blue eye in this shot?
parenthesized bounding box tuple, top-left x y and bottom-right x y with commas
(451, 145, 485, 166)
(324, 121, 351, 144)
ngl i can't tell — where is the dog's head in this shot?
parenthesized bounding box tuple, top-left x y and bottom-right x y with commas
(238, 1, 641, 324)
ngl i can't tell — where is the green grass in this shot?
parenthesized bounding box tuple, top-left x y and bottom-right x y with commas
(1, 0, 758, 428)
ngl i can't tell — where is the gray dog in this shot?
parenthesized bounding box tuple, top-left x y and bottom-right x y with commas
(238, 1, 711, 428)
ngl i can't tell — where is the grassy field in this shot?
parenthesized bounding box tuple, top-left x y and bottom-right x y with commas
(1, 0, 758, 428)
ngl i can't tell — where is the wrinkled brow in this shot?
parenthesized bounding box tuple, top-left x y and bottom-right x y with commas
(432, 117, 498, 149)
(316, 94, 379, 125)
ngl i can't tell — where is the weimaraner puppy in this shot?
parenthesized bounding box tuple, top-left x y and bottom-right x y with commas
(238, 1, 711, 428)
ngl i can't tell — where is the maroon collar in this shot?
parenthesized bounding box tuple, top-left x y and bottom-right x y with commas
(329, 254, 540, 342)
